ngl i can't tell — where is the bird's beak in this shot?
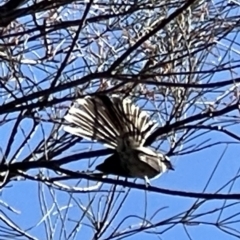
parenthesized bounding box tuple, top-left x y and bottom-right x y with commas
(164, 160, 174, 171)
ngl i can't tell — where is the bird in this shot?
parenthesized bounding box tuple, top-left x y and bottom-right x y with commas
(64, 95, 173, 183)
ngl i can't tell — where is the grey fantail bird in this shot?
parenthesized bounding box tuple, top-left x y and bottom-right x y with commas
(64, 95, 173, 183)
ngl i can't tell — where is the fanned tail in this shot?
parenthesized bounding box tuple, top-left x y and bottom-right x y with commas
(64, 95, 158, 149)
(111, 97, 158, 146)
(64, 96, 120, 149)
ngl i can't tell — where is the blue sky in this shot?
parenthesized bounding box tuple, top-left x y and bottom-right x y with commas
(1, 0, 240, 240)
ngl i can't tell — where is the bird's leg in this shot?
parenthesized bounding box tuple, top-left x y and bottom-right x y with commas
(144, 176, 151, 187)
